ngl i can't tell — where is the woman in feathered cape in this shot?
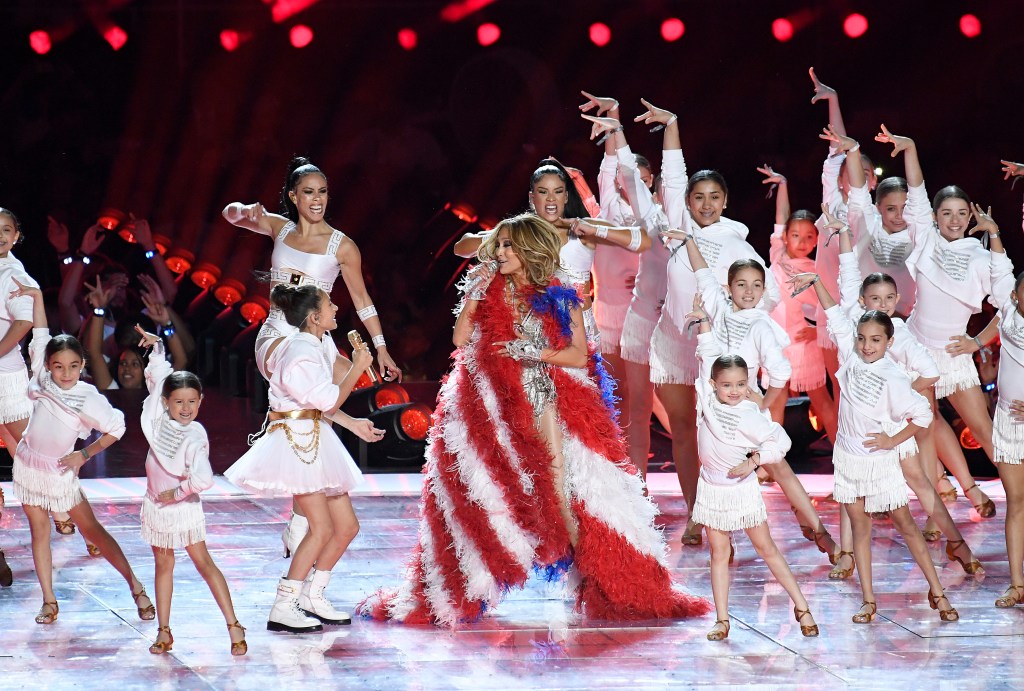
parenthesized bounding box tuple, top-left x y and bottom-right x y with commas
(360, 213, 709, 627)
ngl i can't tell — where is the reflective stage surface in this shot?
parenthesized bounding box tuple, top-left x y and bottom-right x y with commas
(1, 475, 1020, 690)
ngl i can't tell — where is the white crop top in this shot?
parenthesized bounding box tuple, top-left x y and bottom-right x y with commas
(270, 221, 344, 292)
(556, 235, 595, 290)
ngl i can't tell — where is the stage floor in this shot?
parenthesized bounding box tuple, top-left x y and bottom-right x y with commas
(1, 474, 1021, 690)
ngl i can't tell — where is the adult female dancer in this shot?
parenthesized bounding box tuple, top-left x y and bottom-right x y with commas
(222, 156, 401, 552)
(360, 213, 710, 626)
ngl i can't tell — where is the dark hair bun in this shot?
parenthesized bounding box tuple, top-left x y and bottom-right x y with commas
(270, 284, 321, 327)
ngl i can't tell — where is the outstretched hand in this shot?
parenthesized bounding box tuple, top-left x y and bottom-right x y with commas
(84, 276, 115, 309)
(969, 203, 998, 236)
(756, 164, 786, 186)
(8, 277, 41, 300)
(581, 114, 622, 141)
(808, 67, 837, 104)
(684, 293, 708, 323)
(787, 272, 820, 295)
(820, 202, 846, 232)
(1000, 160, 1024, 180)
(633, 98, 676, 127)
(47, 215, 70, 254)
(578, 91, 619, 116)
(874, 124, 914, 158)
(134, 324, 160, 349)
(819, 124, 857, 153)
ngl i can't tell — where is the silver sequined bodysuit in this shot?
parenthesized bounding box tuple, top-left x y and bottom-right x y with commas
(515, 309, 557, 416)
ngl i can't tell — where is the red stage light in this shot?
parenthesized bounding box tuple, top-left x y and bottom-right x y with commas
(589, 22, 611, 47)
(269, 0, 322, 24)
(190, 262, 222, 289)
(220, 30, 240, 52)
(660, 18, 685, 42)
(152, 234, 172, 255)
(446, 202, 477, 223)
(96, 208, 126, 231)
(118, 224, 137, 244)
(239, 296, 270, 324)
(398, 28, 418, 50)
(477, 22, 500, 46)
(164, 249, 195, 274)
(104, 25, 128, 51)
(29, 30, 52, 55)
(213, 279, 246, 307)
(843, 13, 868, 39)
(290, 24, 314, 48)
(375, 383, 412, 409)
(352, 371, 374, 391)
(400, 404, 432, 441)
(960, 14, 981, 38)
(440, 0, 497, 23)
(772, 18, 794, 42)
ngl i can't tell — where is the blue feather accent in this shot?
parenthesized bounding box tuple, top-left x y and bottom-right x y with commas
(535, 555, 574, 582)
(529, 284, 582, 342)
(590, 351, 620, 421)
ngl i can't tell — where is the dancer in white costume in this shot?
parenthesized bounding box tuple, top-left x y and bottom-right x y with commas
(226, 284, 375, 633)
(136, 331, 247, 656)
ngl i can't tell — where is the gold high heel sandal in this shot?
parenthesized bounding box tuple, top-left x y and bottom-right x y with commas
(852, 601, 876, 624)
(86, 543, 101, 557)
(928, 590, 959, 621)
(706, 619, 730, 641)
(35, 601, 59, 625)
(132, 586, 156, 620)
(922, 528, 942, 542)
(945, 539, 984, 575)
(149, 626, 174, 654)
(828, 551, 855, 580)
(52, 515, 76, 536)
(228, 620, 248, 656)
(995, 585, 1024, 608)
(681, 522, 703, 546)
(937, 481, 958, 504)
(811, 529, 838, 565)
(963, 484, 996, 518)
(793, 606, 819, 637)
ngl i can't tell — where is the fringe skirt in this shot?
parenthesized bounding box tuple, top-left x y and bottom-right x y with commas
(0, 368, 32, 424)
(619, 309, 658, 365)
(140, 495, 207, 549)
(994, 405, 1024, 465)
(785, 339, 827, 393)
(832, 446, 909, 512)
(692, 475, 767, 532)
(12, 439, 84, 512)
(926, 345, 980, 399)
(649, 319, 699, 385)
(595, 300, 631, 356)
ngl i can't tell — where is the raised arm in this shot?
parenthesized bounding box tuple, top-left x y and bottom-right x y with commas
(83, 277, 115, 391)
(138, 274, 189, 370)
(452, 261, 495, 347)
(337, 237, 402, 381)
(809, 67, 848, 137)
(221, 202, 289, 237)
(820, 124, 864, 189)
(875, 124, 923, 187)
(130, 217, 179, 304)
(453, 232, 487, 259)
(580, 91, 626, 215)
(757, 165, 790, 225)
(57, 223, 104, 336)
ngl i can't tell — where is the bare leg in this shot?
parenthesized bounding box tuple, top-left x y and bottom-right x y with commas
(823, 346, 840, 406)
(806, 385, 838, 444)
(760, 460, 835, 558)
(289, 492, 333, 581)
(655, 383, 699, 538)
(184, 541, 243, 645)
(707, 527, 731, 638)
(899, 452, 979, 567)
(847, 499, 875, 615)
(68, 498, 148, 599)
(831, 504, 856, 579)
(539, 406, 578, 545)
(623, 360, 655, 479)
(946, 386, 995, 460)
(999, 462, 1024, 589)
(310, 495, 360, 572)
(23, 504, 55, 604)
(889, 506, 949, 600)
(151, 546, 175, 646)
(745, 522, 815, 628)
(767, 387, 788, 424)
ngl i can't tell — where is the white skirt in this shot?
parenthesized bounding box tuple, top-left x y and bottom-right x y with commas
(994, 405, 1024, 465)
(12, 439, 84, 512)
(0, 368, 32, 424)
(595, 300, 630, 355)
(692, 475, 767, 532)
(619, 309, 658, 365)
(832, 446, 909, 512)
(225, 418, 363, 497)
(785, 339, 827, 393)
(926, 345, 980, 399)
(649, 318, 699, 385)
(140, 495, 207, 549)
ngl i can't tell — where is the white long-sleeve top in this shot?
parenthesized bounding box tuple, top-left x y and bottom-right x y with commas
(661, 215, 781, 332)
(695, 332, 791, 486)
(769, 224, 818, 339)
(847, 183, 916, 315)
(904, 182, 1003, 348)
(618, 145, 676, 322)
(0, 254, 39, 374)
(837, 253, 939, 378)
(22, 329, 126, 458)
(268, 332, 342, 412)
(990, 248, 1024, 412)
(699, 268, 792, 388)
(593, 151, 641, 308)
(814, 147, 848, 346)
(142, 343, 213, 503)
(825, 306, 933, 457)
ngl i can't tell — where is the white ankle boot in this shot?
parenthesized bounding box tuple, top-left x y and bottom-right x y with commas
(282, 512, 309, 558)
(268, 578, 323, 633)
(299, 569, 351, 625)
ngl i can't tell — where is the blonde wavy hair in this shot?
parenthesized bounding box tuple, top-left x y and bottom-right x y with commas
(479, 213, 562, 289)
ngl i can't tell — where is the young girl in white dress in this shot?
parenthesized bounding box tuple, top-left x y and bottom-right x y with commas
(10, 281, 154, 625)
(226, 284, 374, 634)
(136, 330, 246, 656)
(687, 296, 818, 642)
(797, 267, 959, 624)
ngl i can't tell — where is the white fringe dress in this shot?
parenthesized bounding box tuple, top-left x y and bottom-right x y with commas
(825, 306, 933, 512)
(0, 254, 40, 423)
(12, 329, 126, 511)
(692, 333, 792, 531)
(991, 248, 1024, 465)
(139, 343, 214, 549)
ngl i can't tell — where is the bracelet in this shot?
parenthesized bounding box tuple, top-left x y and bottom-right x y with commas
(506, 339, 542, 362)
(989, 231, 1001, 238)
(80, 446, 91, 461)
(161, 324, 177, 339)
(61, 255, 74, 266)
(666, 114, 677, 126)
(144, 249, 156, 260)
(93, 306, 106, 317)
(627, 227, 643, 252)
(371, 334, 387, 349)
(745, 450, 759, 469)
(356, 304, 378, 321)
(972, 335, 984, 350)
(76, 251, 92, 265)
(790, 275, 819, 298)
(848, 143, 860, 153)
(595, 226, 609, 239)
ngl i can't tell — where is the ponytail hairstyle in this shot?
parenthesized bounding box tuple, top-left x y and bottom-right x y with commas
(711, 354, 748, 380)
(858, 310, 894, 339)
(45, 334, 86, 363)
(0, 207, 24, 244)
(279, 156, 327, 222)
(270, 284, 322, 328)
(531, 158, 590, 219)
(932, 184, 971, 211)
(861, 272, 899, 297)
(686, 169, 729, 197)
(162, 370, 203, 398)
(875, 176, 908, 204)
(785, 209, 819, 235)
(727, 258, 765, 285)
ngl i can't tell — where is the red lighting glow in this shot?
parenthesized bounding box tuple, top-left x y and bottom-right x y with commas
(290, 24, 314, 48)
(353, 371, 374, 391)
(375, 384, 411, 409)
(772, 18, 794, 42)
(96, 208, 126, 231)
(190, 262, 222, 289)
(400, 404, 432, 441)
(118, 224, 137, 244)
(843, 13, 868, 39)
(29, 31, 52, 55)
(589, 22, 611, 47)
(103, 25, 128, 51)
(220, 30, 241, 52)
(959, 427, 981, 450)
(660, 18, 685, 42)
(441, 0, 497, 23)
(477, 22, 500, 46)
(960, 14, 981, 38)
(267, 0, 322, 24)
(398, 28, 418, 50)
(239, 296, 270, 324)
(213, 279, 246, 306)
(164, 249, 195, 274)
(446, 202, 477, 223)
(152, 234, 172, 255)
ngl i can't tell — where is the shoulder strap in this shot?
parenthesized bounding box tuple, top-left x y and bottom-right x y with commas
(277, 221, 296, 242)
(326, 229, 345, 257)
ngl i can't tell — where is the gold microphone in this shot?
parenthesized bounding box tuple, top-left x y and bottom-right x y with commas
(348, 330, 380, 384)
